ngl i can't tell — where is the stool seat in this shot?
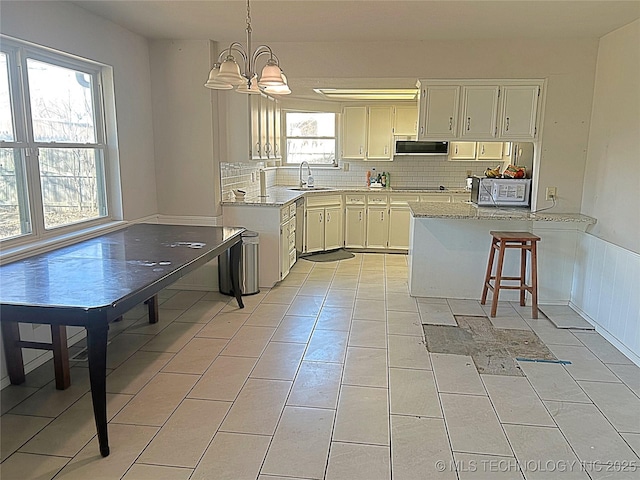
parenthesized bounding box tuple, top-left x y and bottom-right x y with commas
(481, 231, 540, 319)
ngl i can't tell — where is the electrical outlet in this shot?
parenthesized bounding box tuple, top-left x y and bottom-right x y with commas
(545, 187, 557, 201)
(251, 172, 256, 183)
(343, 162, 350, 172)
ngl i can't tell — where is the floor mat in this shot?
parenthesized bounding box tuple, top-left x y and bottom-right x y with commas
(300, 249, 355, 262)
(539, 305, 594, 330)
(423, 315, 556, 376)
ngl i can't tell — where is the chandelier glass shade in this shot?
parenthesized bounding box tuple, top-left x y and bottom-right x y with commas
(204, 0, 290, 95)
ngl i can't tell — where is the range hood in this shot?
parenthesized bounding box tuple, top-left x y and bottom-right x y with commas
(394, 139, 448, 156)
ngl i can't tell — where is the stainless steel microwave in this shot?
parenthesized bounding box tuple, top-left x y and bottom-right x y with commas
(393, 139, 448, 156)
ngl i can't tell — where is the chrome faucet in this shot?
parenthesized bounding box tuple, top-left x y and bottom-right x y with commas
(299, 161, 311, 188)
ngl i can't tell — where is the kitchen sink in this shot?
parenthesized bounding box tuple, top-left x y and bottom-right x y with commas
(288, 187, 334, 191)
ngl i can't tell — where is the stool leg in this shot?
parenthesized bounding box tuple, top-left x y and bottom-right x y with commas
(531, 241, 539, 319)
(481, 238, 497, 305)
(520, 241, 527, 307)
(491, 242, 506, 317)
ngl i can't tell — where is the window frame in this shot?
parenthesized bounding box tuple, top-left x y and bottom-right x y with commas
(0, 35, 114, 249)
(283, 110, 338, 167)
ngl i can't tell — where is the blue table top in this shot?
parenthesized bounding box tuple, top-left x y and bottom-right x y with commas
(0, 224, 244, 311)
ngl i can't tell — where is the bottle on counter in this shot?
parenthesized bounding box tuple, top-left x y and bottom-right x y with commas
(386, 171, 391, 188)
(366, 170, 371, 186)
(381, 172, 386, 187)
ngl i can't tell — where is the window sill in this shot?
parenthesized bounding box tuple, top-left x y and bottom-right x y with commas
(0, 220, 129, 265)
(278, 165, 341, 170)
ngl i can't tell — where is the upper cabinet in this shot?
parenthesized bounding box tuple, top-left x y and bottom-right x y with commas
(342, 105, 393, 161)
(418, 86, 460, 138)
(417, 80, 543, 142)
(460, 86, 500, 139)
(393, 105, 419, 136)
(226, 92, 282, 162)
(499, 85, 540, 139)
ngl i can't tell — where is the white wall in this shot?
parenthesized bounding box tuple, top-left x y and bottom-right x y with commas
(581, 19, 640, 254)
(273, 39, 599, 213)
(571, 20, 640, 364)
(149, 40, 221, 219)
(0, 1, 158, 221)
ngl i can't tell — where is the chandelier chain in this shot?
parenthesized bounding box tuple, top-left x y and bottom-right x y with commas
(246, 0, 252, 33)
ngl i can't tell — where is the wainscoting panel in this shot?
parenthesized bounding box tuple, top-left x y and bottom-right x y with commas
(571, 232, 640, 365)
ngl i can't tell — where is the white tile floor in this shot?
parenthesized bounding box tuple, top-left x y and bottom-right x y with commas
(1, 253, 639, 480)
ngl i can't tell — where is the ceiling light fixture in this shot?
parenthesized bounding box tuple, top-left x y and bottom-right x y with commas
(204, 0, 290, 95)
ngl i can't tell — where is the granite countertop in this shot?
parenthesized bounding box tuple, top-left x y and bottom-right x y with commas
(409, 201, 597, 223)
(221, 186, 468, 207)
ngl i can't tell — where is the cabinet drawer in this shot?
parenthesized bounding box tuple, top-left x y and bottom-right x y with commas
(345, 194, 366, 205)
(288, 221, 295, 235)
(280, 207, 290, 223)
(367, 194, 388, 205)
(289, 203, 296, 217)
(306, 194, 343, 207)
(288, 233, 295, 250)
(289, 249, 296, 268)
(390, 194, 420, 205)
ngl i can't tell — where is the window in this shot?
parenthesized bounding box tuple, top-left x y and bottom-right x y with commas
(284, 111, 336, 165)
(0, 37, 110, 244)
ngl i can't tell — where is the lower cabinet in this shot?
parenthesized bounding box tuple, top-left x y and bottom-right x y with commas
(304, 195, 344, 253)
(222, 202, 296, 288)
(366, 206, 389, 248)
(345, 205, 366, 248)
(388, 206, 411, 249)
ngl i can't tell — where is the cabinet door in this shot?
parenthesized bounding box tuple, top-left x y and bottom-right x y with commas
(367, 106, 393, 160)
(250, 95, 261, 159)
(500, 85, 539, 139)
(420, 86, 460, 139)
(345, 206, 366, 248)
(450, 142, 477, 160)
(394, 105, 418, 136)
(477, 142, 503, 160)
(342, 106, 367, 159)
(305, 208, 325, 253)
(387, 206, 411, 249)
(324, 206, 344, 250)
(366, 206, 388, 248)
(273, 99, 282, 158)
(460, 86, 500, 139)
(280, 219, 290, 279)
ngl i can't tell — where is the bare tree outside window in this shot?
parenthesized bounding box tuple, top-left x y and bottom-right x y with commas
(285, 112, 336, 165)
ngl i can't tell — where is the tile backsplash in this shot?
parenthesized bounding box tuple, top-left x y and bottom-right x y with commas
(221, 156, 501, 199)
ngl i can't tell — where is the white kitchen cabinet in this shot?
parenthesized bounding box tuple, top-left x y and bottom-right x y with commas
(280, 217, 291, 278)
(418, 85, 460, 139)
(394, 105, 418, 136)
(499, 85, 539, 139)
(342, 106, 367, 159)
(460, 86, 500, 139)
(366, 206, 389, 248)
(324, 206, 343, 250)
(304, 194, 344, 253)
(477, 141, 503, 160)
(225, 92, 280, 161)
(367, 106, 393, 160)
(449, 142, 477, 160)
(387, 194, 418, 250)
(305, 208, 325, 253)
(222, 202, 295, 288)
(344, 194, 366, 248)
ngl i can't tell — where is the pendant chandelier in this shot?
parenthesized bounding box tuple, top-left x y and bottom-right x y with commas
(205, 0, 291, 95)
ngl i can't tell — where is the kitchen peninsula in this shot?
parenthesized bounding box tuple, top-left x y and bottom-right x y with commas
(408, 202, 596, 304)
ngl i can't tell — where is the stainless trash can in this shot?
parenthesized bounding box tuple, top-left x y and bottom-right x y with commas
(219, 230, 260, 296)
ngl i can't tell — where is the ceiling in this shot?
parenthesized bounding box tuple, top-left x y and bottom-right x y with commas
(71, 1, 640, 43)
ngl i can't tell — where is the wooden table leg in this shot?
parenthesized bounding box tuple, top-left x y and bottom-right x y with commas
(145, 295, 159, 324)
(51, 325, 71, 390)
(230, 241, 244, 309)
(0, 321, 25, 385)
(87, 321, 110, 457)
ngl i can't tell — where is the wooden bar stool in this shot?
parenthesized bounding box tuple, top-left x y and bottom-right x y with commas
(481, 231, 540, 319)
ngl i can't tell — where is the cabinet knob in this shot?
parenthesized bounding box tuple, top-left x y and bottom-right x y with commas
(384, 145, 388, 155)
(467, 118, 471, 131)
(380, 211, 384, 221)
(360, 146, 363, 155)
(319, 213, 323, 223)
(420, 125, 424, 135)
(327, 213, 331, 222)
(505, 117, 510, 131)
(449, 117, 453, 131)
(481, 144, 485, 155)
(359, 212, 362, 221)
